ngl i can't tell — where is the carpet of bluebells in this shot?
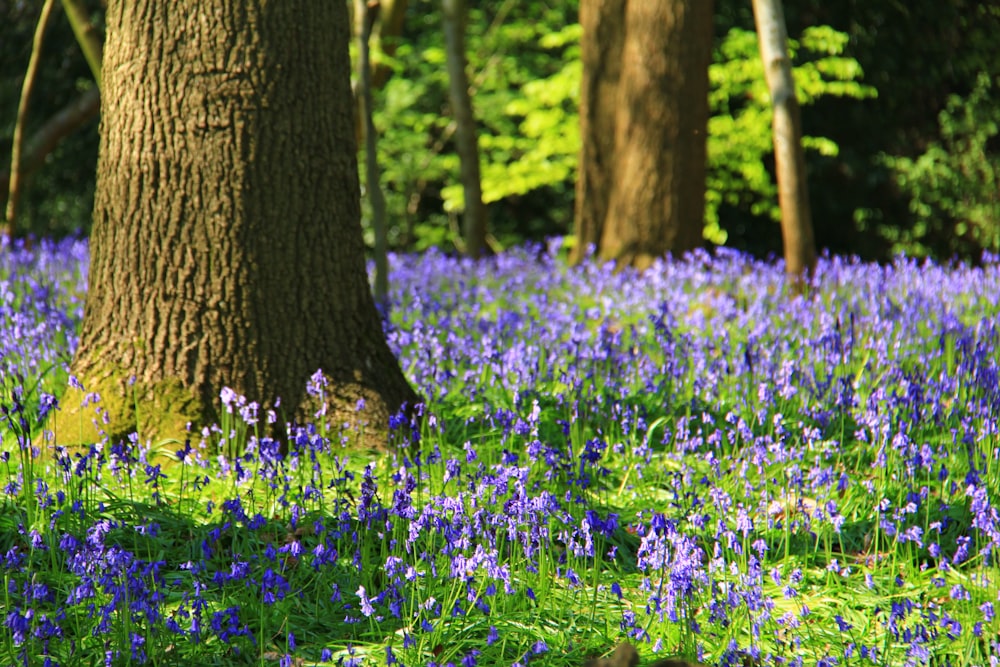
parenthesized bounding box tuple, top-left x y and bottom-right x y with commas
(2, 236, 1000, 667)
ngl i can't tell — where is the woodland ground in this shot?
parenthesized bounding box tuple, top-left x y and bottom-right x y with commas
(2, 238, 999, 667)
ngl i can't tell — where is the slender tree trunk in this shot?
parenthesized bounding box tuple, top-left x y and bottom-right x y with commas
(355, 0, 390, 305)
(0, 87, 100, 216)
(352, 0, 408, 149)
(371, 0, 409, 88)
(442, 0, 488, 258)
(4, 0, 59, 241)
(752, 0, 816, 278)
(574, 0, 712, 270)
(53, 0, 419, 450)
(60, 0, 103, 88)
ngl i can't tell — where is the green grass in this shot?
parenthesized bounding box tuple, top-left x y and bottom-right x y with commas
(2, 242, 1000, 666)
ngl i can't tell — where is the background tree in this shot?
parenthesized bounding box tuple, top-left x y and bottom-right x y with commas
(352, 0, 407, 149)
(4, 0, 59, 239)
(572, 0, 623, 265)
(3, 0, 997, 261)
(442, 0, 488, 258)
(355, 0, 390, 305)
(4, 0, 102, 240)
(728, 0, 999, 259)
(60, 0, 103, 87)
(53, 0, 419, 448)
(752, 0, 816, 277)
(1, 0, 102, 238)
(573, 0, 714, 269)
(368, 0, 409, 89)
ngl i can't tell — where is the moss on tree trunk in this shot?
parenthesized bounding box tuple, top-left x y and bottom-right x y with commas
(52, 0, 420, 451)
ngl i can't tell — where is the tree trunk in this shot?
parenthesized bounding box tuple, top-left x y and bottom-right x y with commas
(371, 0, 409, 89)
(442, 0, 488, 259)
(355, 0, 391, 306)
(352, 0, 408, 151)
(4, 0, 59, 241)
(53, 0, 420, 450)
(572, 0, 626, 264)
(0, 88, 100, 211)
(752, 0, 816, 279)
(573, 0, 712, 270)
(60, 0, 103, 88)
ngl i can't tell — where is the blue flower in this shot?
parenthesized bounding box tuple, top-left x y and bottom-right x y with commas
(357, 585, 375, 617)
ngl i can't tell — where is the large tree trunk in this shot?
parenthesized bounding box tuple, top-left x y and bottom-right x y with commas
(572, 0, 626, 264)
(53, 0, 420, 450)
(573, 0, 713, 270)
(752, 0, 816, 279)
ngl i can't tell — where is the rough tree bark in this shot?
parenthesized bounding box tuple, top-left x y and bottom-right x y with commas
(52, 0, 420, 450)
(572, 0, 625, 265)
(442, 0, 488, 259)
(573, 0, 713, 270)
(752, 0, 816, 278)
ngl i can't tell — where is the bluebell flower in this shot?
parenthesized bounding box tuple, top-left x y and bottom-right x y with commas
(357, 585, 375, 617)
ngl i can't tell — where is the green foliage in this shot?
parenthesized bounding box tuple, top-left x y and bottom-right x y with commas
(879, 72, 999, 256)
(0, 1, 101, 238)
(369, 10, 873, 251)
(705, 26, 876, 244)
(473, 35, 579, 208)
(364, 61, 454, 249)
(367, 1, 579, 251)
(3, 0, 996, 260)
(6, 246, 1000, 665)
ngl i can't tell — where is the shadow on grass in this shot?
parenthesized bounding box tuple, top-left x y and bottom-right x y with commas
(1, 486, 401, 666)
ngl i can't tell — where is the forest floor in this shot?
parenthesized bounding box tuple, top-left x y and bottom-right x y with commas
(2, 239, 999, 666)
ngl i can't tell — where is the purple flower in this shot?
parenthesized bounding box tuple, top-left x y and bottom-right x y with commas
(357, 585, 375, 617)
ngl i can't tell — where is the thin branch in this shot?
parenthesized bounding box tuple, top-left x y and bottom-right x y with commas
(4, 0, 60, 241)
(0, 87, 101, 199)
(60, 0, 103, 88)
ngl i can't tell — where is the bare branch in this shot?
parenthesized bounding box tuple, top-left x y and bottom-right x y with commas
(0, 87, 101, 209)
(4, 0, 61, 240)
